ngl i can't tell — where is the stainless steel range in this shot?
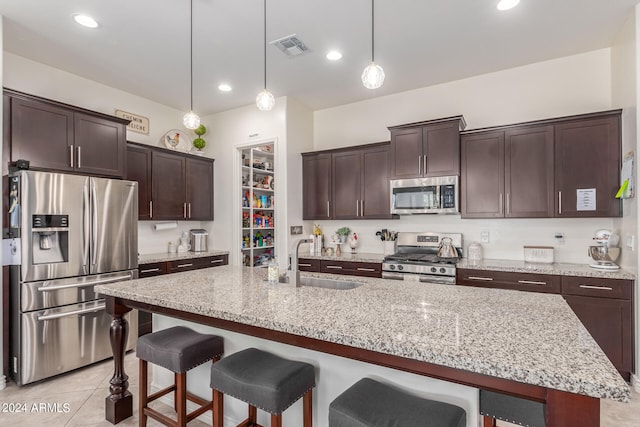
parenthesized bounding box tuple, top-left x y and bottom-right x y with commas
(382, 232, 462, 284)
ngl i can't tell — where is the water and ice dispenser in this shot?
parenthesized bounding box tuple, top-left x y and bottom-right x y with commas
(31, 214, 69, 264)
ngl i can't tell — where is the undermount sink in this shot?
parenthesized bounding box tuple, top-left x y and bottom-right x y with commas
(280, 275, 364, 290)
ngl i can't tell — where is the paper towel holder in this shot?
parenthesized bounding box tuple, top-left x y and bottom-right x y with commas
(153, 221, 178, 231)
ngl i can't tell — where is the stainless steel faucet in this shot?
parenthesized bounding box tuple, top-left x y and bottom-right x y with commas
(288, 238, 313, 287)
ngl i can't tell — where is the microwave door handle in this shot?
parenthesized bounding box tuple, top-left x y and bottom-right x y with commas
(82, 182, 90, 269)
(435, 185, 441, 208)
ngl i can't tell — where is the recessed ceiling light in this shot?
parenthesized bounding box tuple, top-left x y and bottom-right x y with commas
(326, 50, 343, 61)
(497, 0, 520, 11)
(72, 14, 100, 28)
(218, 84, 232, 92)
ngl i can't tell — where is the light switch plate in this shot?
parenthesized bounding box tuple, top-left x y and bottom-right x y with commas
(290, 225, 303, 235)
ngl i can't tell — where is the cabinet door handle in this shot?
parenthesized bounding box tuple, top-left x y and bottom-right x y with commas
(506, 193, 510, 215)
(149, 201, 153, 218)
(326, 265, 343, 270)
(423, 155, 427, 174)
(177, 263, 193, 268)
(183, 203, 187, 219)
(579, 284, 613, 291)
(77, 146, 82, 168)
(188, 202, 191, 218)
(418, 156, 421, 174)
(558, 191, 562, 215)
(499, 194, 503, 214)
(69, 145, 75, 168)
(517, 280, 547, 285)
(356, 200, 359, 217)
(298, 263, 312, 267)
(357, 267, 376, 272)
(468, 276, 493, 281)
(140, 268, 161, 273)
(327, 201, 330, 218)
(210, 259, 224, 264)
(360, 199, 364, 216)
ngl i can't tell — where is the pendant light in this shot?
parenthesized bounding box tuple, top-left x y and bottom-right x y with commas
(361, 0, 385, 89)
(256, 0, 275, 111)
(183, 0, 200, 129)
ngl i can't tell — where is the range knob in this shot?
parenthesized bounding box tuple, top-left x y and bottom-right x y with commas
(440, 267, 447, 274)
(430, 267, 437, 273)
(397, 265, 404, 271)
(389, 264, 396, 270)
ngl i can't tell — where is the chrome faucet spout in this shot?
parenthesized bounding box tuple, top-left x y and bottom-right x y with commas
(289, 238, 313, 287)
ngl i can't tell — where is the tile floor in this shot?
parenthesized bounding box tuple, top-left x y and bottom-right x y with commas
(0, 353, 638, 426)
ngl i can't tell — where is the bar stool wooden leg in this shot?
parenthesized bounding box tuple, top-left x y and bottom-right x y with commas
(174, 372, 179, 412)
(248, 405, 257, 423)
(303, 389, 312, 427)
(139, 359, 148, 427)
(271, 414, 282, 427)
(213, 389, 224, 427)
(176, 372, 187, 427)
(483, 416, 496, 427)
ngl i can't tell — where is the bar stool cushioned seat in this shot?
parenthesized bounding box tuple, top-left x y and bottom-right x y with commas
(480, 389, 545, 427)
(137, 326, 224, 427)
(210, 347, 315, 414)
(329, 378, 466, 427)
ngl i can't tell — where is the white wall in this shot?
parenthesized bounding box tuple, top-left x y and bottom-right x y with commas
(3, 53, 214, 255)
(312, 49, 620, 264)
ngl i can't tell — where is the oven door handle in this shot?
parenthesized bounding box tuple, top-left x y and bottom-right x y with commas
(37, 273, 133, 292)
(382, 271, 405, 280)
(37, 301, 106, 321)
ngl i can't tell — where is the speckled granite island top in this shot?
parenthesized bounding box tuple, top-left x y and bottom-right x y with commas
(457, 258, 635, 280)
(139, 250, 229, 264)
(96, 265, 630, 402)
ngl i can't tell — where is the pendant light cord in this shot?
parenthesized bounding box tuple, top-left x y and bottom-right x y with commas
(371, 0, 375, 62)
(263, 0, 267, 90)
(189, 0, 194, 111)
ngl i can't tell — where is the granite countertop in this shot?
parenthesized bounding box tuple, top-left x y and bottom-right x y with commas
(139, 250, 229, 264)
(298, 251, 386, 263)
(457, 258, 635, 280)
(96, 265, 629, 403)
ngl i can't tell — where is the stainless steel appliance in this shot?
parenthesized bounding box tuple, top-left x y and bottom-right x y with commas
(8, 171, 139, 385)
(390, 176, 458, 215)
(189, 229, 209, 252)
(382, 232, 462, 284)
(588, 229, 621, 270)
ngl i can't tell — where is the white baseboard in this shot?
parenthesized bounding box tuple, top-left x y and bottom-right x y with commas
(631, 374, 640, 393)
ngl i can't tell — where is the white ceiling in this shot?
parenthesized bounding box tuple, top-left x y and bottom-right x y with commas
(0, 0, 637, 115)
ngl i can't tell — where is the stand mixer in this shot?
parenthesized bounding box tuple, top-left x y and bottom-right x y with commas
(588, 229, 620, 270)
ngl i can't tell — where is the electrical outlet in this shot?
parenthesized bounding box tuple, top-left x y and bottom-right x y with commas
(626, 235, 635, 251)
(290, 225, 303, 235)
(480, 230, 490, 243)
(554, 232, 564, 245)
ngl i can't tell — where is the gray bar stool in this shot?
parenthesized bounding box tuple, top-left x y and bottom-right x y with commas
(480, 389, 546, 427)
(210, 347, 315, 427)
(137, 325, 224, 427)
(329, 378, 466, 427)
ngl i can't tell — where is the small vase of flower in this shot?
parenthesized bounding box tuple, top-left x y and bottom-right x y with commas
(336, 227, 351, 243)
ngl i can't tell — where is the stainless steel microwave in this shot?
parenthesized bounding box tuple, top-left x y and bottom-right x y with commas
(390, 176, 459, 215)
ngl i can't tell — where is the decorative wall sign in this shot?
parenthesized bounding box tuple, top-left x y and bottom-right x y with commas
(115, 109, 149, 135)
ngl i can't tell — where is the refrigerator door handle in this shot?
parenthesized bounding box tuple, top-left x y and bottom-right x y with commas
(36, 273, 133, 292)
(37, 301, 106, 321)
(82, 182, 90, 269)
(91, 180, 98, 269)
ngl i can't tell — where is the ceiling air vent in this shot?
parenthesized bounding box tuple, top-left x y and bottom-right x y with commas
(270, 34, 309, 57)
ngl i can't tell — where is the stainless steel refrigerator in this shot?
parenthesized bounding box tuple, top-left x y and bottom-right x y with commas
(7, 170, 138, 385)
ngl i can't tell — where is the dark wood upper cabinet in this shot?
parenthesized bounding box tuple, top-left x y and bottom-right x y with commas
(74, 113, 126, 178)
(389, 116, 466, 179)
(461, 110, 621, 219)
(128, 142, 214, 221)
(555, 114, 621, 217)
(10, 96, 75, 173)
(186, 157, 214, 220)
(5, 89, 128, 178)
(302, 153, 332, 220)
(504, 125, 554, 218)
(303, 143, 395, 220)
(126, 145, 152, 220)
(461, 131, 504, 218)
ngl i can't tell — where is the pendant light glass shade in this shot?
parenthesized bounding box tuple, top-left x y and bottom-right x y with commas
(183, 110, 200, 129)
(256, 0, 275, 111)
(361, 62, 385, 89)
(256, 89, 275, 111)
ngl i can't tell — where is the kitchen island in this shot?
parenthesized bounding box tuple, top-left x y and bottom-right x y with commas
(97, 265, 630, 426)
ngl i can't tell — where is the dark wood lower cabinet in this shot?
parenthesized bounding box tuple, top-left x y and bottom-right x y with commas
(456, 268, 560, 294)
(298, 258, 382, 278)
(137, 254, 229, 335)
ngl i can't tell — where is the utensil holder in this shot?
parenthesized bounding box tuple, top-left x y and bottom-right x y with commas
(383, 240, 396, 255)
